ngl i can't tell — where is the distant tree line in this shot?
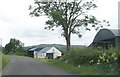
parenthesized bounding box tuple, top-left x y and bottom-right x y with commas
(3, 38, 27, 56)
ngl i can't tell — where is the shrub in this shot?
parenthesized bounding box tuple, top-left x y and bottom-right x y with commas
(62, 47, 119, 74)
(62, 48, 101, 66)
(60, 47, 119, 74)
(13, 51, 26, 56)
(10, 47, 27, 56)
(94, 48, 119, 74)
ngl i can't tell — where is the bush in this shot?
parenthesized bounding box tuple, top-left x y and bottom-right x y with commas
(94, 48, 119, 74)
(62, 47, 119, 66)
(62, 48, 101, 66)
(62, 47, 119, 74)
(9, 47, 27, 56)
(13, 51, 27, 56)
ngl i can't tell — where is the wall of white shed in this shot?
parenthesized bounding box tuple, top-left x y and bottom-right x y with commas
(34, 51, 46, 58)
(34, 51, 37, 58)
(37, 53, 46, 58)
(33, 47, 62, 59)
(46, 47, 62, 58)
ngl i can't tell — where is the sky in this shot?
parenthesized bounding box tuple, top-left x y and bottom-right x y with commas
(0, 0, 119, 47)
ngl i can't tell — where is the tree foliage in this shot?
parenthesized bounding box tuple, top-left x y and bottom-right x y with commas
(4, 38, 26, 55)
(29, 0, 109, 50)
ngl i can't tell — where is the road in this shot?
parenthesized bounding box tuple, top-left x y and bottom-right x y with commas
(2, 56, 72, 75)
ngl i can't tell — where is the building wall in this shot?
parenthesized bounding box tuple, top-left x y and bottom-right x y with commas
(34, 51, 37, 58)
(37, 53, 46, 58)
(34, 47, 62, 59)
(46, 47, 62, 58)
(34, 51, 46, 58)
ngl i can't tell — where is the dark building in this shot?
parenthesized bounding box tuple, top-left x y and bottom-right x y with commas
(89, 29, 120, 49)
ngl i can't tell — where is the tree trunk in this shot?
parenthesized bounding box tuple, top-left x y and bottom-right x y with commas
(65, 35, 71, 51)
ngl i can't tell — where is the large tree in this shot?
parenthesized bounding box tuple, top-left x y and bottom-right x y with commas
(4, 38, 25, 54)
(29, 0, 109, 50)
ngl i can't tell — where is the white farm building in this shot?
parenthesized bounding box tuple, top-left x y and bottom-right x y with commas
(28, 47, 62, 59)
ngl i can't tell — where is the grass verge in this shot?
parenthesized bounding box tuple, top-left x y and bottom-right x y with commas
(32, 58, 118, 75)
(2, 56, 10, 69)
(0, 55, 2, 71)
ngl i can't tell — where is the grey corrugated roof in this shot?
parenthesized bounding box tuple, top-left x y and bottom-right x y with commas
(35, 48, 43, 51)
(29, 48, 37, 51)
(93, 29, 120, 42)
(29, 47, 43, 51)
(39, 47, 52, 53)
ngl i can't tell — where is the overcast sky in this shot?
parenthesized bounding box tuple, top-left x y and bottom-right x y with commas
(0, 0, 119, 47)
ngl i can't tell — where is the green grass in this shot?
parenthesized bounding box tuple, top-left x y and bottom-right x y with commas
(32, 58, 118, 75)
(43, 59, 101, 75)
(51, 60, 118, 75)
(0, 55, 2, 71)
(32, 58, 49, 63)
(2, 56, 10, 69)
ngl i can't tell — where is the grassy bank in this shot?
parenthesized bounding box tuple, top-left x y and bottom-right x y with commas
(32, 48, 119, 75)
(33, 58, 117, 75)
(0, 55, 1, 70)
(2, 56, 10, 69)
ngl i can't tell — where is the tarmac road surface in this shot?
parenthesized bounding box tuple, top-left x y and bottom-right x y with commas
(2, 56, 73, 75)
